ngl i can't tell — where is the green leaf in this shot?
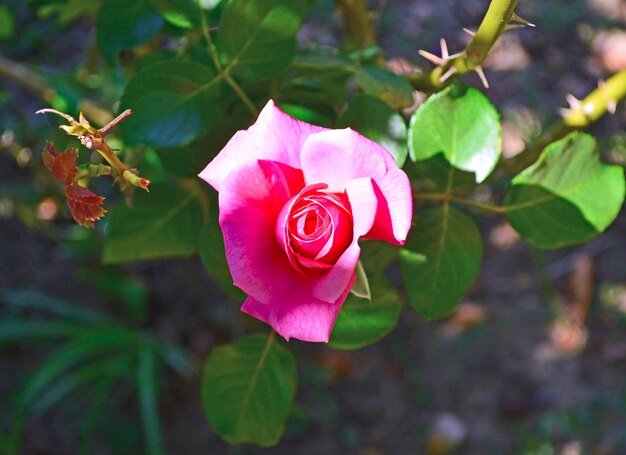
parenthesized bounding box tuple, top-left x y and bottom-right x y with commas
(505, 132, 625, 248)
(216, 0, 307, 80)
(330, 276, 402, 350)
(410, 153, 477, 192)
(0, 320, 83, 342)
(0, 6, 15, 40)
(278, 103, 332, 128)
(17, 340, 130, 413)
(292, 48, 354, 73)
(338, 95, 408, 167)
(350, 260, 370, 300)
(283, 71, 351, 111)
(148, 0, 199, 28)
(408, 84, 501, 187)
(75, 267, 149, 324)
(354, 66, 414, 110)
(37, 0, 100, 26)
(400, 205, 483, 320)
(27, 354, 132, 418)
(198, 223, 246, 301)
(155, 341, 196, 378)
(358, 240, 398, 276)
(202, 334, 297, 447)
(0, 289, 115, 325)
(156, 114, 250, 177)
(102, 182, 206, 264)
(138, 345, 165, 455)
(120, 60, 225, 147)
(96, 0, 163, 63)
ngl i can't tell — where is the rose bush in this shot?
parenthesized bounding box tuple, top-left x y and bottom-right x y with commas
(199, 101, 413, 342)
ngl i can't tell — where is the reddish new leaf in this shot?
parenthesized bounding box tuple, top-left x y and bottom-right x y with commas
(42, 143, 78, 184)
(65, 184, 107, 228)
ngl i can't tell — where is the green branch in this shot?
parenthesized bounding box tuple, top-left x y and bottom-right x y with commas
(200, 8, 258, 117)
(414, 191, 506, 214)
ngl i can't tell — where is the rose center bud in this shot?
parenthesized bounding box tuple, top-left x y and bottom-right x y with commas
(276, 184, 353, 273)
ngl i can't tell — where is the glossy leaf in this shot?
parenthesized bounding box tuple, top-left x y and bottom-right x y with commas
(410, 153, 477, 192)
(156, 114, 250, 177)
(202, 334, 297, 446)
(505, 132, 625, 248)
(96, 0, 163, 62)
(120, 60, 224, 147)
(400, 205, 483, 320)
(278, 103, 332, 128)
(330, 276, 402, 350)
(354, 66, 414, 110)
(197, 200, 246, 301)
(408, 84, 501, 187)
(216, 0, 307, 80)
(102, 182, 206, 263)
(338, 95, 408, 167)
(148, 0, 198, 28)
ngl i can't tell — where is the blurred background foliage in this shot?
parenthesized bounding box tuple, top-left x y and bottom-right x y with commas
(1, 0, 626, 454)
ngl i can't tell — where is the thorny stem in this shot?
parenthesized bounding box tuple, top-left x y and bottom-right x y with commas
(200, 8, 258, 117)
(410, 0, 520, 92)
(37, 108, 149, 192)
(465, 0, 519, 67)
(503, 68, 626, 174)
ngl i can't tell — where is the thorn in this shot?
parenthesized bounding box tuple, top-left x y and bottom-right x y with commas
(505, 24, 527, 31)
(439, 66, 457, 83)
(474, 66, 489, 88)
(463, 28, 475, 37)
(565, 94, 581, 109)
(511, 12, 535, 27)
(440, 38, 449, 60)
(608, 101, 617, 114)
(418, 49, 444, 66)
(448, 50, 467, 60)
(583, 102, 594, 116)
(598, 79, 606, 88)
(558, 108, 571, 118)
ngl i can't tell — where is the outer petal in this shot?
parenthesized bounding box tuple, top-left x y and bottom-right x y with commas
(199, 100, 327, 192)
(241, 276, 354, 342)
(311, 177, 377, 303)
(300, 128, 413, 245)
(219, 159, 304, 303)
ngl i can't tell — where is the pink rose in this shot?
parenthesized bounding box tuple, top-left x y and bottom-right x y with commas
(199, 101, 412, 342)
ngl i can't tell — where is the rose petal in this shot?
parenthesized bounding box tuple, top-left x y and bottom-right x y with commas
(309, 177, 377, 303)
(300, 128, 412, 244)
(219, 159, 304, 303)
(241, 276, 354, 342)
(198, 100, 327, 192)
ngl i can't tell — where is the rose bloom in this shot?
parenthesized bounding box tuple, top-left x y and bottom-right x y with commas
(199, 101, 412, 342)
